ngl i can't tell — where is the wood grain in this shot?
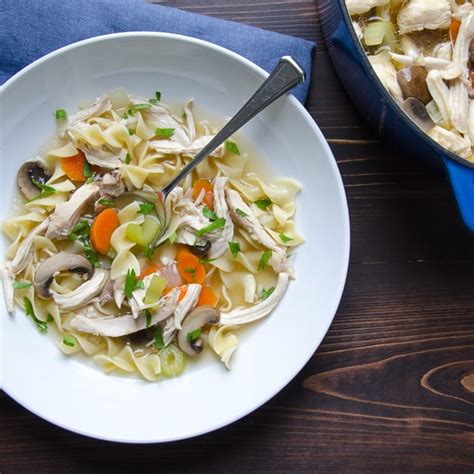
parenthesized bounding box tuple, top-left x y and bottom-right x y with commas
(1, 1, 473, 472)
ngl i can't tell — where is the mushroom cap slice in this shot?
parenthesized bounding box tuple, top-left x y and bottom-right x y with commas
(177, 305, 220, 356)
(16, 160, 52, 200)
(34, 252, 93, 299)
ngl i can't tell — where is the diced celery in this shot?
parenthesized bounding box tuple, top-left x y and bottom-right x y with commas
(144, 275, 168, 305)
(364, 20, 396, 49)
(160, 344, 186, 377)
(426, 100, 443, 124)
(126, 216, 161, 246)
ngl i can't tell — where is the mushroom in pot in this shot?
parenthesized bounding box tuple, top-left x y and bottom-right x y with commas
(34, 252, 93, 299)
(177, 305, 220, 356)
(402, 97, 435, 132)
(397, 66, 432, 105)
(16, 160, 52, 200)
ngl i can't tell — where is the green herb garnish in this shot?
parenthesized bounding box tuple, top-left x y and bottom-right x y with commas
(12, 281, 32, 289)
(145, 309, 152, 328)
(235, 208, 248, 218)
(203, 206, 218, 222)
(196, 217, 226, 237)
(228, 241, 241, 258)
(83, 159, 92, 179)
(199, 256, 217, 264)
(125, 152, 131, 164)
(155, 128, 175, 139)
(28, 180, 56, 202)
(187, 328, 201, 344)
(279, 233, 294, 244)
(55, 109, 67, 120)
(98, 198, 116, 208)
(261, 287, 275, 300)
(83, 240, 101, 268)
(258, 250, 272, 271)
(23, 297, 49, 334)
(68, 220, 101, 267)
(138, 202, 154, 215)
(122, 112, 129, 119)
(168, 231, 178, 244)
(144, 244, 155, 259)
(226, 141, 240, 155)
(124, 268, 143, 298)
(149, 91, 161, 105)
(47, 314, 54, 323)
(128, 103, 153, 114)
(184, 267, 197, 280)
(63, 335, 76, 347)
(154, 326, 164, 350)
(254, 198, 272, 210)
(128, 128, 135, 136)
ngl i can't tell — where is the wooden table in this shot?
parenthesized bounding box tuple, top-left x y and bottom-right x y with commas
(1, 1, 473, 471)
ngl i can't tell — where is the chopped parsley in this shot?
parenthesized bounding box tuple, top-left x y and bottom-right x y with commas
(63, 335, 76, 347)
(196, 217, 226, 237)
(184, 266, 197, 280)
(228, 241, 241, 258)
(98, 198, 116, 207)
(23, 297, 49, 334)
(128, 128, 135, 136)
(203, 206, 218, 221)
(279, 233, 294, 243)
(122, 112, 129, 120)
(12, 281, 32, 289)
(154, 326, 164, 350)
(125, 152, 131, 164)
(261, 287, 275, 300)
(128, 103, 153, 114)
(28, 180, 56, 202)
(68, 220, 90, 241)
(145, 309, 152, 328)
(226, 141, 240, 155)
(68, 220, 101, 268)
(254, 198, 272, 210)
(187, 328, 201, 344)
(143, 244, 155, 259)
(199, 256, 217, 264)
(124, 268, 143, 298)
(155, 128, 175, 139)
(83, 159, 92, 179)
(138, 202, 154, 215)
(148, 91, 161, 105)
(55, 109, 67, 120)
(235, 208, 248, 218)
(168, 231, 178, 244)
(258, 250, 272, 271)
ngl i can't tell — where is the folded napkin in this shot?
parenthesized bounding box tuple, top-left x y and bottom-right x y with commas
(0, 0, 314, 102)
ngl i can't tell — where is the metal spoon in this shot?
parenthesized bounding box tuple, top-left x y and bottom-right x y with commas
(147, 56, 305, 242)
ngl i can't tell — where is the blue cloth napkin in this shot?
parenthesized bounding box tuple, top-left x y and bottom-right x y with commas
(0, 0, 314, 103)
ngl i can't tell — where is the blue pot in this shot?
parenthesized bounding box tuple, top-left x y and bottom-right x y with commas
(318, 0, 474, 232)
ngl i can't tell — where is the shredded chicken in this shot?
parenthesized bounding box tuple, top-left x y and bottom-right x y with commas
(0, 262, 15, 315)
(99, 171, 126, 197)
(80, 145, 123, 170)
(397, 0, 452, 35)
(68, 96, 112, 129)
(368, 53, 403, 103)
(428, 126, 472, 158)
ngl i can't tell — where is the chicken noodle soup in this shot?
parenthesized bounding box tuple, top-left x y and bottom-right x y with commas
(346, 0, 474, 162)
(0, 90, 303, 381)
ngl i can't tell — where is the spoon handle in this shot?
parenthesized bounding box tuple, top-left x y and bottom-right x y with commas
(161, 56, 305, 196)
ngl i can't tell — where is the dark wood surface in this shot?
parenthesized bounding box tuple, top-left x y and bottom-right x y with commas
(1, 1, 473, 472)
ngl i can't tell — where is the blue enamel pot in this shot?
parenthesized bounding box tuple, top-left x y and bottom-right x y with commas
(318, 0, 474, 232)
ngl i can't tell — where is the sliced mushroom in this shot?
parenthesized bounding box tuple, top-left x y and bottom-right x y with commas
(189, 240, 211, 258)
(34, 252, 93, 299)
(397, 66, 431, 105)
(177, 305, 220, 356)
(16, 160, 52, 200)
(402, 97, 435, 132)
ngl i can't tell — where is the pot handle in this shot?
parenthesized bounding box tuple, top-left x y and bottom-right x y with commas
(444, 158, 474, 233)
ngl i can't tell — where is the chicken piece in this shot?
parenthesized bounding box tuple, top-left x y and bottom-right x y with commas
(346, 0, 388, 16)
(148, 135, 225, 158)
(426, 70, 452, 126)
(368, 53, 403, 103)
(1, 262, 15, 314)
(428, 126, 472, 158)
(441, 11, 474, 80)
(220, 273, 289, 326)
(80, 145, 123, 170)
(99, 172, 125, 197)
(71, 288, 179, 337)
(225, 188, 294, 277)
(208, 177, 234, 259)
(68, 96, 112, 128)
(50, 269, 109, 311)
(449, 80, 470, 135)
(11, 218, 50, 275)
(46, 183, 100, 239)
(397, 0, 451, 35)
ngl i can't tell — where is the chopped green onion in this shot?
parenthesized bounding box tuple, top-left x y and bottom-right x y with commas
(67, 220, 100, 267)
(199, 256, 217, 264)
(124, 268, 141, 299)
(85, 176, 94, 184)
(154, 326, 164, 350)
(258, 250, 272, 271)
(160, 344, 186, 377)
(203, 206, 218, 221)
(228, 241, 241, 258)
(68, 220, 90, 241)
(125, 153, 131, 164)
(144, 244, 155, 259)
(128, 103, 153, 114)
(235, 208, 248, 218)
(145, 309, 152, 328)
(187, 328, 201, 344)
(47, 314, 54, 323)
(279, 233, 294, 243)
(98, 198, 116, 207)
(122, 112, 129, 119)
(23, 297, 49, 334)
(138, 202, 154, 215)
(169, 231, 178, 244)
(28, 180, 56, 202)
(196, 217, 226, 237)
(128, 128, 135, 136)
(12, 281, 32, 289)
(261, 287, 275, 300)
(254, 198, 272, 210)
(83, 240, 101, 268)
(83, 159, 92, 179)
(226, 141, 240, 155)
(149, 91, 161, 104)
(155, 128, 175, 139)
(63, 335, 76, 347)
(55, 109, 67, 120)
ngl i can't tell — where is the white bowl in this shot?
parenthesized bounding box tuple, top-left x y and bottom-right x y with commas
(0, 33, 349, 443)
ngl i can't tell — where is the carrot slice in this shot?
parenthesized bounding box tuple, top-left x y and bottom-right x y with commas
(176, 247, 206, 284)
(163, 285, 188, 301)
(61, 150, 87, 182)
(90, 208, 119, 255)
(197, 286, 217, 307)
(139, 263, 159, 280)
(450, 19, 461, 43)
(193, 179, 214, 210)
